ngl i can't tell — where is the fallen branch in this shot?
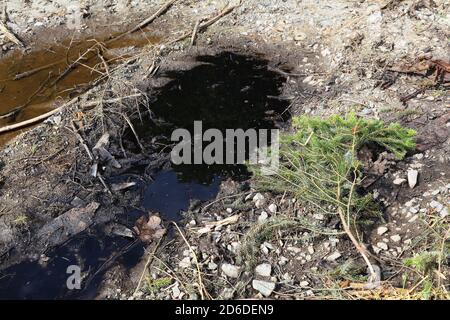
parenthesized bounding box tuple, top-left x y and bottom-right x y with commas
(0, 96, 79, 134)
(0, 94, 142, 134)
(111, 0, 177, 43)
(168, 3, 239, 45)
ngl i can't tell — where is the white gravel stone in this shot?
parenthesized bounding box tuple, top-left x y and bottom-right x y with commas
(407, 169, 418, 188)
(255, 199, 266, 208)
(221, 263, 240, 278)
(253, 193, 264, 202)
(179, 257, 191, 268)
(377, 226, 388, 235)
(390, 234, 401, 242)
(255, 263, 272, 277)
(258, 211, 268, 223)
(430, 200, 443, 211)
(313, 213, 324, 220)
(326, 251, 341, 261)
(300, 281, 309, 287)
(393, 178, 406, 185)
(268, 203, 277, 213)
(279, 256, 289, 266)
(252, 280, 275, 297)
(377, 242, 389, 251)
(208, 261, 218, 270)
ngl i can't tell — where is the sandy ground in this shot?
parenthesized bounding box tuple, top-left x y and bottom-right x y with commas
(0, 0, 449, 299)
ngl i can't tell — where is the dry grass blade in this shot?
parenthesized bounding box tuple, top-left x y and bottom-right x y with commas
(172, 222, 210, 300)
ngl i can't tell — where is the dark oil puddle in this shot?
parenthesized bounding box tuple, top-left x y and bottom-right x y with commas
(140, 170, 220, 221)
(126, 52, 291, 217)
(0, 226, 143, 300)
(0, 30, 160, 146)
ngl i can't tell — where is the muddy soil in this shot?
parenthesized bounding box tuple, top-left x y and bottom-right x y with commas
(0, 0, 448, 300)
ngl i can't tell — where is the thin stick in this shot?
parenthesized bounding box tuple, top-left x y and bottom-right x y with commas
(134, 236, 164, 296)
(167, 3, 239, 45)
(190, 19, 201, 46)
(111, 0, 177, 43)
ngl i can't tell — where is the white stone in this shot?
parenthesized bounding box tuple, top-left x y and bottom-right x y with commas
(255, 199, 266, 208)
(253, 193, 264, 202)
(407, 169, 418, 188)
(313, 213, 324, 220)
(377, 242, 388, 251)
(208, 261, 218, 270)
(390, 234, 401, 242)
(300, 281, 309, 287)
(393, 178, 406, 185)
(377, 226, 388, 235)
(268, 203, 277, 213)
(172, 283, 181, 299)
(279, 256, 289, 266)
(179, 257, 191, 268)
(326, 251, 341, 261)
(430, 200, 443, 212)
(258, 211, 268, 223)
(372, 245, 381, 254)
(252, 280, 275, 297)
(255, 263, 272, 277)
(221, 263, 240, 278)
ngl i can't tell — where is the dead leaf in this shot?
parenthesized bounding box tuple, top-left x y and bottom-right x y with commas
(133, 213, 166, 243)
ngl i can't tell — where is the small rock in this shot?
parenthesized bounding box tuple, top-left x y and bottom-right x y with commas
(313, 213, 324, 220)
(299, 281, 309, 287)
(172, 284, 181, 299)
(252, 280, 275, 297)
(221, 263, 240, 278)
(430, 200, 443, 212)
(226, 208, 233, 214)
(208, 261, 218, 270)
(279, 256, 289, 266)
(255, 263, 272, 277)
(179, 257, 191, 269)
(268, 203, 277, 213)
(255, 199, 266, 209)
(440, 207, 449, 218)
(393, 178, 406, 185)
(372, 245, 381, 254)
(390, 234, 401, 242)
(377, 242, 388, 251)
(220, 288, 235, 299)
(407, 169, 418, 189)
(326, 251, 341, 261)
(377, 226, 388, 235)
(258, 211, 268, 223)
(253, 193, 265, 202)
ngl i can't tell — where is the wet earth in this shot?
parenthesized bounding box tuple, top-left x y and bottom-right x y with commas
(0, 49, 291, 299)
